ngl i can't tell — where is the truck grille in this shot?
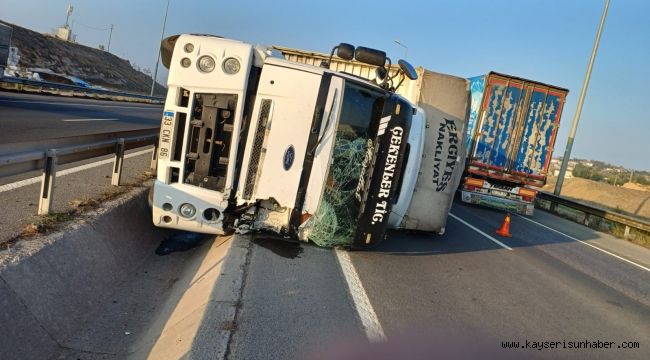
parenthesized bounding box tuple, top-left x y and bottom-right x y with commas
(243, 99, 272, 199)
(184, 93, 237, 191)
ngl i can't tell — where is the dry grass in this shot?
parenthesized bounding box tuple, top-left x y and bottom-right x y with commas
(537, 179, 650, 250)
(544, 177, 650, 221)
(2, 171, 154, 250)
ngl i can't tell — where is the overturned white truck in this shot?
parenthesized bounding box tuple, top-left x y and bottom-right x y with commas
(151, 34, 470, 249)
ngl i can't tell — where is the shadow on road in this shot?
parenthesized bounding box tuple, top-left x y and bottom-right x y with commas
(372, 200, 607, 255)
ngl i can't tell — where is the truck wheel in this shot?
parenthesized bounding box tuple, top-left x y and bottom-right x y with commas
(147, 185, 154, 209)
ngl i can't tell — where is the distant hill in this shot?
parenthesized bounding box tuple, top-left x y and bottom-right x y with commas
(0, 20, 165, 95)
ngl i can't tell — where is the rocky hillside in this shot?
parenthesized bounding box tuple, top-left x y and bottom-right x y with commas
(1, 20, 165, 95)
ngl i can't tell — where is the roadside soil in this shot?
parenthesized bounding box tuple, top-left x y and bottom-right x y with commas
(544, 176, 650, 220)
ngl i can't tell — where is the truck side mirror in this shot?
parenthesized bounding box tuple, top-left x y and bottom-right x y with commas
(398, 59, 418, 80)
(336, 43, 355, 61)
(324, 42, 356, 68)
(355, 47, 386, 67)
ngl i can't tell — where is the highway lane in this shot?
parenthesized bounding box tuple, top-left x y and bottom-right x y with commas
(227, 240, 366, 360)
(349, 201, 650, 359)
(7, 185, 645, 358)
(227, 200, 649, 359)
(0, 91, 162, 143)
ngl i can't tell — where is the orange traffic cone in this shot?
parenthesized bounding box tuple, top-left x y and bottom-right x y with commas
(495, 213, 512, 237)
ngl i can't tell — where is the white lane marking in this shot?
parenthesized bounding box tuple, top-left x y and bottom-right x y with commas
(0, 148, 153, 193)
(62, 118, 118, 122)
(0, 99, 161, 110)
(448, 212, 513, 250)
(515, 214, 650, 273)
(335, 249, 386, 342)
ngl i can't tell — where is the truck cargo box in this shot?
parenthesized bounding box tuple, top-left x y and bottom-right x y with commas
(466, 72, 568, 187)
(399, 70, 470, 233)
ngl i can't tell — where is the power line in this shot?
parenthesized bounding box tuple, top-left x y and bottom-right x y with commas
(74, 21, 111, 32)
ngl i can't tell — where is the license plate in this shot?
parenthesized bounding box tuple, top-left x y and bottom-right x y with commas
(159, 111, 174, 160)
(491, 190, 508, 197)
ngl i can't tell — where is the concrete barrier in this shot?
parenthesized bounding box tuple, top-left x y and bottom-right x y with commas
(0, 188, 158, 359)
(0, 187, 249, 359)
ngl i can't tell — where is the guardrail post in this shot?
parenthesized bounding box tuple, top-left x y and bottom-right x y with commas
(38, 150, 57, 215)
(112, 138, 125, 186)
(150, 141, 159, 171)
(624, 225, 631, 239)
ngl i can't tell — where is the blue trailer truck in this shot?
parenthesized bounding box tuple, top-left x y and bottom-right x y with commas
(460, 72, 569, 215)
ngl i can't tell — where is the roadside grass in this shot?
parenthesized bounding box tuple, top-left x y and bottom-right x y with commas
(537, 201, 650, 250)
(586, 212, 650, 250)
(625, 228, 650, 249)
(2, 171, 154, 250)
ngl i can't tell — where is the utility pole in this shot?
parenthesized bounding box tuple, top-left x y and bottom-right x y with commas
(107, 24, 114, 52)
(394, 39, 408, 59)
(554, 0, 610, 195)
(65, 4, 74, 28)
(151, 0, 171, 97)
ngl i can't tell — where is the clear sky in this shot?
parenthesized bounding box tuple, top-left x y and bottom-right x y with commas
(2, 0, 649, 170)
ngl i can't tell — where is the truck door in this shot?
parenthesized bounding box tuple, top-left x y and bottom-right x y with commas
(471, 75, 527, 172)
(238, 63, 324, 208)
(511, 86, 567, 183)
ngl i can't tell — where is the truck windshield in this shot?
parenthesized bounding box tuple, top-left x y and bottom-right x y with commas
(309, 81, 385, 247)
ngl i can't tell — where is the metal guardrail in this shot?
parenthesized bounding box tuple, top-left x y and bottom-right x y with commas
(536, 191, 650, 239)
(0, 128, 159, 215)
(0, 76, 164, 103)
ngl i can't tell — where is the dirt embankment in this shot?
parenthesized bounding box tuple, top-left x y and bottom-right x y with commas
(544, 177, 650, 220)
(1, 20, 165, 95)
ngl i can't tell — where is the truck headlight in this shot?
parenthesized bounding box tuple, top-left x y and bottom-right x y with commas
(197, 55, 216, 73)
(223, 57, 240, 75)
(180, 57, 191, 68)
(179, 203, 196, 218)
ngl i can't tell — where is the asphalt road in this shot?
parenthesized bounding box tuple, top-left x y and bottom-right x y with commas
(6, 182, 646, 359)
(0, 91, 162, 143)
(0, 148, 155, 244)
(228, 201, 650, 360)
(2, 91, 648, 359)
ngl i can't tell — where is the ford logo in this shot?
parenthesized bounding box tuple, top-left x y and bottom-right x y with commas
(283, 145, 295, 171)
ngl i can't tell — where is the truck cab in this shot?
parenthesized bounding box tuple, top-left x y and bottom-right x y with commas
(151, 34, 417, 248)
